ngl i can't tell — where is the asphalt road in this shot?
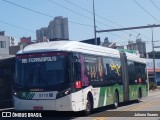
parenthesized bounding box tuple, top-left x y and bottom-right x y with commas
(0, 90, 160, 120)
(73, 90, 160, 120)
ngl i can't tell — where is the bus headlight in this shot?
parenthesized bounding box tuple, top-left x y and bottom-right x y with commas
(14, 91, 17, 96)
(13, 90, 17, 96)
(56, 88, 71, 99)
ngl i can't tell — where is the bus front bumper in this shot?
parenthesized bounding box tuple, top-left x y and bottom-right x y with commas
(13, 95, 76, 111)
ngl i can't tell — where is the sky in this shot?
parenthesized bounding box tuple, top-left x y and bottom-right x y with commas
(0, 0, 160, 52)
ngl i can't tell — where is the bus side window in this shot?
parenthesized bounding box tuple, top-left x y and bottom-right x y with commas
(105, 64, 110, 78)
(0, 78, 3, 87)
(74, 56, 82, 80)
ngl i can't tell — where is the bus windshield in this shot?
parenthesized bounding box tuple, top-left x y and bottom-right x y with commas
(15, 53, 68, 88)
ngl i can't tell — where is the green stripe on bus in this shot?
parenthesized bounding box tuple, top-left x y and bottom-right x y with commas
(98, 87, 107, 107)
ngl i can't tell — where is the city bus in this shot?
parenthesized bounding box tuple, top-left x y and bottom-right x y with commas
(13, 41, 148, 114)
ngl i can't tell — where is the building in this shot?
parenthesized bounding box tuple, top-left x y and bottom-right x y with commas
(36, 16, 69, 42)
(20, 37, 31, 44)
(102, 37, 117, 48)
(48, 16, 69, 40)
(127, 38, 146, 58)
(36, 27, 48, 42)
(0, 31, 5, 36)
(10, 36, 35, 55)
(0, 31, 10, 56)
(9, 45, 21, 55)
(18, 36, 37, 47)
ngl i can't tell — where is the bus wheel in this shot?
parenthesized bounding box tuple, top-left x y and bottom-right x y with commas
(84, 96, 92, 115)
(113, 92, 119, 109)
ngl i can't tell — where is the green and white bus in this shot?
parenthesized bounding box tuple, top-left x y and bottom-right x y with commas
(13, 41, 148, 114)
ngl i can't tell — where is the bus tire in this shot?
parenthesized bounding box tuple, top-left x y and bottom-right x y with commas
(136, 89, 142, 103)
(84, 96, 92, 116)
(113, 92, 119, 109)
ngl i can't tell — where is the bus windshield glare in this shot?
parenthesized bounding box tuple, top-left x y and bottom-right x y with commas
(15, 53, 67, 88)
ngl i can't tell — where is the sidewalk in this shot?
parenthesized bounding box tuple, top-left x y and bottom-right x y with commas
(149, 88, 160, 92)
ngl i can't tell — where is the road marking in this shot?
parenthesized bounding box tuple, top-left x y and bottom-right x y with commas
(93, 117, 105, 120)
(124, 100, 160, 111)
(0, 107, 14, 111)
(92, 100, 160, 120)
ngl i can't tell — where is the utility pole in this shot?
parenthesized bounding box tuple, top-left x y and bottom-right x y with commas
(93, 0, 97, 45)
(151, 27, 157, 87)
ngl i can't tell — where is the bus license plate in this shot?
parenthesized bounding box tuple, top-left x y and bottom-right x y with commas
(33, 106, 43, 110)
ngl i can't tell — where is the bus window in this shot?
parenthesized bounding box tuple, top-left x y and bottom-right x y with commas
(0, 78, 2, 87)
(103, 58, 122, 84)
(128, 61, 136, 83)
(135, 62, 142, 78)
(134, 62, 147, 83)
(141, 64, 147, 81)
(74, 56, 82, 80)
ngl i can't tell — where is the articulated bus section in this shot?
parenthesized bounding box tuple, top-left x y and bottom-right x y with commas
(13, 41, 148, 114)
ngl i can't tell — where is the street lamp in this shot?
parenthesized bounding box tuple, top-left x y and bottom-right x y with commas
(151, 26, 157, 87)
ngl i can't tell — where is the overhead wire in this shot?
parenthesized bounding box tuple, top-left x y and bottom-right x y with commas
(132, 0, 160, 41)
(3, 0, 154, 42)
(47, 0, 113, 28)
(47, 0, 126, 38)
(0, 19, 35, 33)
(3, 0, 123, 38)
(150, 0, 160, 13)
(64, 0, 152, 41)
(64, 0, 123, 27)
(132, 0, 160, 23)
(3, 0, 93, 28)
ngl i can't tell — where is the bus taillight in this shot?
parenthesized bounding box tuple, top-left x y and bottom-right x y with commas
(74, 81, 82, 89)
(138, 78, 142, 83)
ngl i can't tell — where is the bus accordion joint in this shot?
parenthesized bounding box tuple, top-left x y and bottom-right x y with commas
(74, 80, 82, 89)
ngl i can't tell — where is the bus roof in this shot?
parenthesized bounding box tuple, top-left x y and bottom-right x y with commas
(17, 40, 146, 63)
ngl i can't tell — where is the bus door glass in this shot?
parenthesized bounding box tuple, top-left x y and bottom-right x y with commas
(73, 54, 82, 89)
